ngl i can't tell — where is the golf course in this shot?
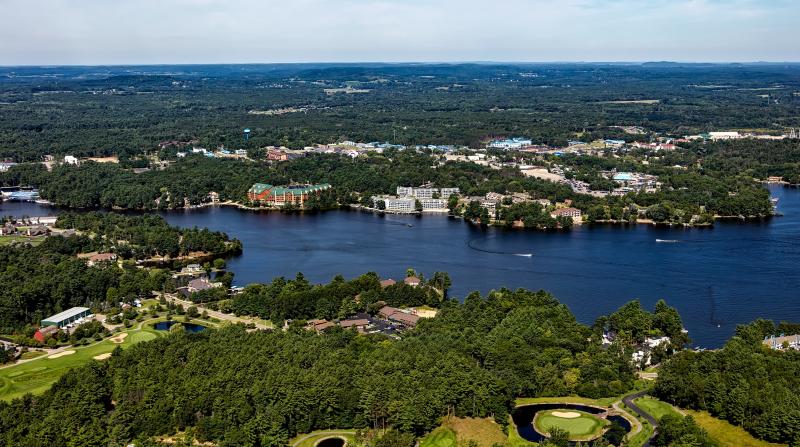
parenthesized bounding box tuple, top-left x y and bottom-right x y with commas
(534, 409, 609, 441)
(0, 323, 164, 401)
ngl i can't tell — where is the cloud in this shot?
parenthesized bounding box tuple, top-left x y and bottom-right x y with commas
(0, 0, 797, 64)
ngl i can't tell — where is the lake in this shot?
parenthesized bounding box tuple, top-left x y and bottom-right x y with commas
(3, 185, 798, 347)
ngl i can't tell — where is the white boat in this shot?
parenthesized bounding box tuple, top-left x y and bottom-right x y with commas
(655, 239, 680, 243)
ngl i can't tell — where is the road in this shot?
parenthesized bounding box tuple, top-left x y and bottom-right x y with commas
(165, 293, 272, 330)
(622, 390, 657, 447)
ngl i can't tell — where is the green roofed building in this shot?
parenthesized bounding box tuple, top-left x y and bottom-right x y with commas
(247, 183, 331, 206)
(41, 307, 91, 328)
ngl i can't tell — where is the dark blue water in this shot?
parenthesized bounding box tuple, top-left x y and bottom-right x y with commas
(153, 321, 207, 333)
(3, 185, 798, 347)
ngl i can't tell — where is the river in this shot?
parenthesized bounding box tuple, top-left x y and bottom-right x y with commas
(2, 185, 798, 347)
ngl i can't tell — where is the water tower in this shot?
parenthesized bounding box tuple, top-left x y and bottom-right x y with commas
(243, 128, 251, 141)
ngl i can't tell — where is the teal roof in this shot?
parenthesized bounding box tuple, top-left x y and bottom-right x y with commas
(249, 183, 331, 195)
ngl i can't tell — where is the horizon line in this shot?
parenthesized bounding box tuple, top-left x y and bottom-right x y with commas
(3, 60, 800, 68)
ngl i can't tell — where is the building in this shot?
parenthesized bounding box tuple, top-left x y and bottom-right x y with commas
(86, 252, 117, 267)
(248, 183, 332, 206)
(396, 186, 460, 199)
(709, 131, 741, 140)
(307, 319, 335, 333)
(0, 162, 17, 172)
(404, 276, 421, 287)
(374, 196, 416, 213)
(186, 278, 215, 293)
(551, 207, 582, 220)
(763, 334, 800, 350)
(33, 325, 59, 343)
(488, 138, 532, 149)
(419, 198, 446, 209)
(41, 307, 91, 328)
(380, 279, 396, 288)
(378, 306, 421, 327)
(340, 318, 370, 331)
(63, 155, 79, 165)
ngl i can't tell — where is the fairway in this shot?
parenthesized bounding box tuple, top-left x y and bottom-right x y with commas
(0, 324, 163, 401)
(633, 396, 681, 421)
(534, 409, 607, 441)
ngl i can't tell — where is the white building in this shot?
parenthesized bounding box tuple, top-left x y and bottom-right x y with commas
(63, 155, 79, 165)
(374, 196, 416, 213)
(419, 198, 446, 209)
(488, 138, 532, 149)
(709, 131, 741, 140)
(396, 186, 460, 199)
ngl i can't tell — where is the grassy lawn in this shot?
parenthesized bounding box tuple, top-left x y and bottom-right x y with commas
(0, 324, 164, 401)
(685, 410, 787, 447)
(420, 427, 456, 447)
(18, 351, 46, 360)
(0, 235, 45, 246)
(633, 396, 682, 420)
(534, 410, 607, 441)
(289, 430, 356, 447)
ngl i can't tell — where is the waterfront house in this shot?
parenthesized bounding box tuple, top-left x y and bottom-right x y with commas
(763, 334, 800, 350)
(404, 276, 421, 287)
(379, 279, 396, 288)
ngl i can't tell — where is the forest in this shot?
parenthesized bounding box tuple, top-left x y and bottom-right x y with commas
(0, 212, 240, 331)
(0, 286, 647, 446)
(654, 320, 800, 445)
(228, 271, 449, 324)
(1, 63, 799, 160)
(0, 147, 775, 225)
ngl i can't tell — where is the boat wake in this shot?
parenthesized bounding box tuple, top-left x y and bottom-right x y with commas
(655, 239, 681, 243)
(467, 237, 533, 257)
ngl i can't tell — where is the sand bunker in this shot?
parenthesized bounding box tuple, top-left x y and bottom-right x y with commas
(109, 333, 128, 344)
(93, 353, 112, 361)
(551, 411, 581, 419)
(47, 350, 76, 359)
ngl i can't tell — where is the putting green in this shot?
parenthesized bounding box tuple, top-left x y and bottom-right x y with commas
(534, 409, 608, 440)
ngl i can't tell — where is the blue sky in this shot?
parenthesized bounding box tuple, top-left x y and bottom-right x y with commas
(1, 0, 798, 64)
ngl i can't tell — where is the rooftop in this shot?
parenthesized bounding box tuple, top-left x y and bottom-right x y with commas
(43, 307, 90, 323)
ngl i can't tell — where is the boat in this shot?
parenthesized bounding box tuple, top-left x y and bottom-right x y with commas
(513, 253, 533, 257)
(655, 239, 680, 243)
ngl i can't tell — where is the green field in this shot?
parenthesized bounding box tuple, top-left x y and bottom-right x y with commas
(0, 235, 45, 246)
(534, 410, 608, 441)
(420, 427, 457, 447)
(0, 324, 164, 401)
(633, 396, 682, 420)
(685, 410, 787, 447)
(290, 430, 356, 447)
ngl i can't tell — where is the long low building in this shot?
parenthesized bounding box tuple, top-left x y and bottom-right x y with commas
(41, 307, 91, 328)
(247, 183, 331, 206)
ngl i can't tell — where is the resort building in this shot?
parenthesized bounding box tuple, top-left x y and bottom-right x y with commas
(373, 196, 416, 213)
(378, 306, 421, 327)
(33, 325, 59, 343)
(419, 198, 447, 210)
(396, 186, 460, 199)
(551, 207, 582, 220)
(41, 307, 91, 328)
(248, 183, 332, 206)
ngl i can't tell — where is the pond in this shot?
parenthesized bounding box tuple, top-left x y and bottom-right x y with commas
(316, 437, 345, 447)
(153, 321, 207, 333)
(512, 403, 632, 444)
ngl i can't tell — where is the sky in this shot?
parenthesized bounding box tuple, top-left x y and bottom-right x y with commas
(1, 0, 798, 65)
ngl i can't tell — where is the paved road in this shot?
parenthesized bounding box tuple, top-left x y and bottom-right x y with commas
(623, 390, 657, 447)
(165, 293, 272, 330)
